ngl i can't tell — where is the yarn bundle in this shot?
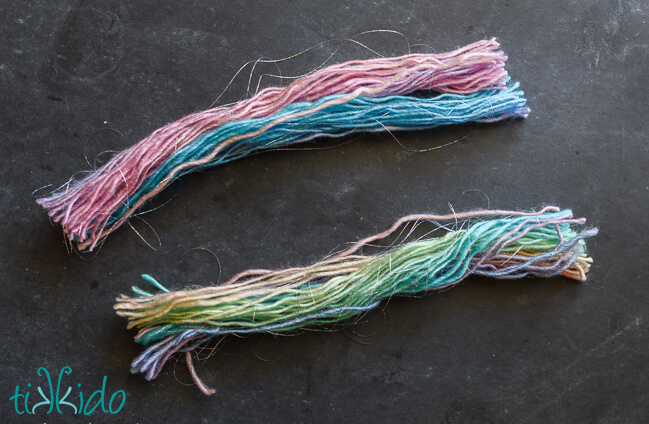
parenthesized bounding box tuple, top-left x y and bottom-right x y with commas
(36, 39, 529, 251)
(115, 207, 597, 394)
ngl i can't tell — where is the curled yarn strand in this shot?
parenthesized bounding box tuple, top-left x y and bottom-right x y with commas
(115, 207, 597, 394)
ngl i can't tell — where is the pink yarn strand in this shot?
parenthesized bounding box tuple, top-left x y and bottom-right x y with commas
(37, 39, 509, 250)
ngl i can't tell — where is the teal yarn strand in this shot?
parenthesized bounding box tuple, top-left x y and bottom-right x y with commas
(37, 39, 520, 251)
(71, 81, 528, 250)
(108, 83, 528, 232)
(115, 207, 596, 394)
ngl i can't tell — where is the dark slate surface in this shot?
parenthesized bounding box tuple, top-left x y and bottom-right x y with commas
(1, 1, 648, 422)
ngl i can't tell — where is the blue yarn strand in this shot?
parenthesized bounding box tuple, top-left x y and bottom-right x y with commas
(104, 82, 528, 230)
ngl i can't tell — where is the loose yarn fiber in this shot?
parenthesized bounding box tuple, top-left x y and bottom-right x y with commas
(115, 207, 597, 394)
(37, 38, 527, 251)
